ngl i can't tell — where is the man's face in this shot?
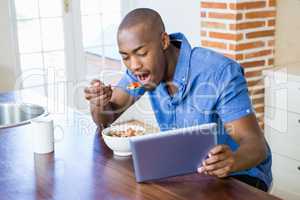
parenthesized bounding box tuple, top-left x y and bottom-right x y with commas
(117, 25, 166, 90)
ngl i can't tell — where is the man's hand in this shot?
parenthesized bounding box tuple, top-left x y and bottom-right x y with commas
(84, 79, 112, 110)
(197, 145, 235, 178)
(84, 79, 136, 128)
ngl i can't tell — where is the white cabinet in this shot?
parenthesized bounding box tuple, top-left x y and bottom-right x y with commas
(271, 154, 300, 200)
(265, 108, 300, 160)
(264, 65, 300, 200)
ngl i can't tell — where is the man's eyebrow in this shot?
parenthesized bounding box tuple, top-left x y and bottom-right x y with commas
(119, 44, 146, 55)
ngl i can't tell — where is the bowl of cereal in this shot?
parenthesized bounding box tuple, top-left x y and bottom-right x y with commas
(102, 124, 146, 156)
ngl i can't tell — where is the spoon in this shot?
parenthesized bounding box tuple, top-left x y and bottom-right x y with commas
(126, 82, 143, 90)
(93, 81, 143, 92)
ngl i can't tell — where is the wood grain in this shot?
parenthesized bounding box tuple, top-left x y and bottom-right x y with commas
(0, 91, 281, 200)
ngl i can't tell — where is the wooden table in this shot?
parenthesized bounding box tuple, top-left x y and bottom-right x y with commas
(0, 91, 281, 200)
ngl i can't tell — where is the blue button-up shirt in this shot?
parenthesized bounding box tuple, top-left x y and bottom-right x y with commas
(117, 32, 272, 187)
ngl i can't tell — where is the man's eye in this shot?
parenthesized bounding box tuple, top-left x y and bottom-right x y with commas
(137, 52, 147, 57)
(122, 56, 129, 61)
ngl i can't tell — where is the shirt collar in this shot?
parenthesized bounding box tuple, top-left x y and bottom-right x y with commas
(150, 33, 192, 103)
(167, 33, 192, 102)
(169, 32, 192, 88)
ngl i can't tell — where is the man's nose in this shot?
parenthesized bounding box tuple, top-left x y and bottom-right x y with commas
(131, 58, 142, 71)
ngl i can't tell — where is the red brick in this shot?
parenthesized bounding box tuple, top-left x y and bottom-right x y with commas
(251, 97, 264, 104)
(250, 87, 265, 95)
(245, 70, 262, 78)
(201, 2, 227, 9)
(201, 40, 227, 50)
(224, 53, 244, 60)
(230, 2, 266, 10)
(201, 31, 207, 37)
(241, 60, 265, 68)
(246, 11, 276, 19)
(229, 41, 265, 51)
(269, 0, 276, 7)
(268, 40, 275, 47)
(268, 58, 274, 65)
(209, 32, 243, 41)
(246, 30, 275, 39)
(254, 105, 265, 113)
(245, 50, 272, 59)
(201, 21, 227, 29)
(259, 122, 264, 130)
(208, 12, 243, 20)
(257, 115, 265, 122)
(230, 21, 266, 30)
(268, 19, 276, 26)
(249, 88, 265, 96)
(248, 79, 264, 87)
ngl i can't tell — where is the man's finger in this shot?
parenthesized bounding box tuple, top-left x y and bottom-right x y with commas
(203, 159, 228, 172)
(84, 87, 91, 94)
(90, 93, 111, 106)
(84, 85, 99, 94)
(102, 93, 112, 104)
(88, 84, 109, 94)
(209, 166, 231, 178)
(204, 153, 227, 165)
(90, 79, 103, 86)
(103, 86, 112, 94)
(85, 92, 100, 100)
(85, 80, 106, 94)
(209, 145, 228, 155)
(85, 93, 91, 100)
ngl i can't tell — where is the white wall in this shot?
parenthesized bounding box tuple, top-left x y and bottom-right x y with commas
(128, 0, 201, 47)
(275, 0, 300, 67)
(0, 0, 17, 92)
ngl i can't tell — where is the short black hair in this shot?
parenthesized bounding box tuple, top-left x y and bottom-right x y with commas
(118, 8, 165, 35)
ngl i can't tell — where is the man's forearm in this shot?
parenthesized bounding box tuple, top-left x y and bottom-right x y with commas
(232, 138, 267, 173)
(90, 103, 117, 129)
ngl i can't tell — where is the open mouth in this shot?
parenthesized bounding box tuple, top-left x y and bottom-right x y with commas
(136, 72, 151, 84)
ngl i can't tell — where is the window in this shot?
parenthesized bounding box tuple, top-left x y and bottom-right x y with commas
(12, 0, 125, 100)
(14, 0, 66, 95)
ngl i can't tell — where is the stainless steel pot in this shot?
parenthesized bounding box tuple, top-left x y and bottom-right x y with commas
(0, 103, 47, 129)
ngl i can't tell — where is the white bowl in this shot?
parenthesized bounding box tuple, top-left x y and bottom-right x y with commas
(102, 124, 146, 156)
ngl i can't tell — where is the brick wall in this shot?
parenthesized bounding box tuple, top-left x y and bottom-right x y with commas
(200, 0, 276, 129)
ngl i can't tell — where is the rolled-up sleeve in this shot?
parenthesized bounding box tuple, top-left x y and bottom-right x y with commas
(215, 62, 254, 123)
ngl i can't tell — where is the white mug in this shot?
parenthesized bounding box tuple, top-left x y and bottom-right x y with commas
(31, 117, 62, 154)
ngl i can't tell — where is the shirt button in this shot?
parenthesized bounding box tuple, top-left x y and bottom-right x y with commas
(171, 102, 178, 106)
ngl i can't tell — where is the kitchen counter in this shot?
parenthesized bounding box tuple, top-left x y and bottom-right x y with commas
(0, 90, 281, 200)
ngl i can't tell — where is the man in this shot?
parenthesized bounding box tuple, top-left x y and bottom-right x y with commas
(84, 8, 272, 192)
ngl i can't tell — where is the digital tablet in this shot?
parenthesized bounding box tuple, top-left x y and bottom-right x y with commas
(129, 123, 218, 182)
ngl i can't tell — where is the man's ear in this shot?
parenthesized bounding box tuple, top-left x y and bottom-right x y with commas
(161, 32, 170, 50)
